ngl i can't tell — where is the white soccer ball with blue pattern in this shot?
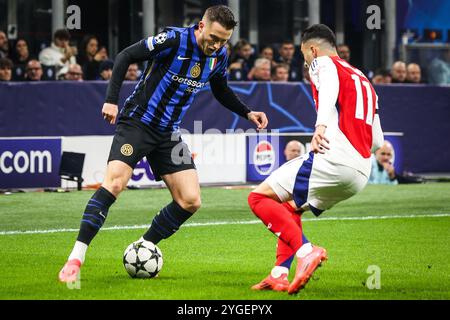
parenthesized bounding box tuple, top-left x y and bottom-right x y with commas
(123, 240, 163, 278)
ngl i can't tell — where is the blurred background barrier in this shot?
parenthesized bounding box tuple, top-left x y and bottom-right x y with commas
(1, 81, 448, 177)
(0, 132, 403, 189)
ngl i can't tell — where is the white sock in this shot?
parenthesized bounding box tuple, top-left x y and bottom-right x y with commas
(296, 242, 313, 258)
(68, 241, 88, 264)
(271, 266, 289, 278)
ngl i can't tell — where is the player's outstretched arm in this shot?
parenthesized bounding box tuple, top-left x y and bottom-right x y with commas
(105, 40, 162, 105)
(104, 41, 157, 111)
(310, 57, 339, 153)
(209, 75, 268, 130)
(247, 111, 268, 130)
(103, 30, 179, 124)
(102, 42, 153, 124)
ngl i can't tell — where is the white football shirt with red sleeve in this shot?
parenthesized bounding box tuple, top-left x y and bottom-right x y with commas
(309, 55, 383, 178)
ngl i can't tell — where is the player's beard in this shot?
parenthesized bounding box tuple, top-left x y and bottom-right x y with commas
(199, 39, 212, 56)
(203, 43, 215, 56)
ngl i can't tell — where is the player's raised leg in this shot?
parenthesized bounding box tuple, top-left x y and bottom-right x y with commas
(249, 152, 328, 294)
(252, 201, 312, 291)
(58, 160, 133, 283)
(248, 182, 313, 291)
(141, 169, 201, 244)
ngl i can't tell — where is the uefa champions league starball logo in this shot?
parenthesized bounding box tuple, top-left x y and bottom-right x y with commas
(154, 32, 167, 44)
(253, 141, 276, 175)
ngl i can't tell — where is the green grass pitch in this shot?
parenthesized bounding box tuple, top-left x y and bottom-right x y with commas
(0, 183, 449, 300)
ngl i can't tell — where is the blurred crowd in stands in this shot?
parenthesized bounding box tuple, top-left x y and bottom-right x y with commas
(0, 28, 449, 85)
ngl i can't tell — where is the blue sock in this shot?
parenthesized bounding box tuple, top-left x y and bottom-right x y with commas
(76, 187, 116, 245)
(143, 201, 193, 244)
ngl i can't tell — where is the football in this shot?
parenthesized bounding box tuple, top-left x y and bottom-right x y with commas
(123, 240, 163, 278)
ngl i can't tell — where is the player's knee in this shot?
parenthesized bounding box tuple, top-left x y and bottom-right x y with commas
(103, 178, 126, 197)
(248, 192, 260, 210)
(178, 195, 201, 213)
(247, 193, 255, 210)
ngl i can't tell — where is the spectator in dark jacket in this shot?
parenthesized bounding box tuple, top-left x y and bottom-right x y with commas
(276, 40, 302, 81)
(25, 59, 43, 81)
(98, 59, 114, 81)
(77, 35, 108, 80)
(406, 63, 423, 83)
(390, 61, 407, 83)
(228, 39, 255, 81)
(11, 39, 35, 80)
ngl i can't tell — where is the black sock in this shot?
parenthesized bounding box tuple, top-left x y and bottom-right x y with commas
(143, 201, 194, 244)
(76, 187, 116, 245)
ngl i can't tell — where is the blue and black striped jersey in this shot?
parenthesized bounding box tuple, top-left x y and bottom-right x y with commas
(120, 25, 229, 132)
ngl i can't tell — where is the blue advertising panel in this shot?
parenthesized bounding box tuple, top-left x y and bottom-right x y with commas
(0, 138, 61, 188)
(246, 134, 281, 182)
(247, 134, 311, 182)
(384, 135, 404, 174)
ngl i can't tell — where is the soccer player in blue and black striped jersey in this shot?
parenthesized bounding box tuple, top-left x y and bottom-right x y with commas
(59, 5, 268, 282)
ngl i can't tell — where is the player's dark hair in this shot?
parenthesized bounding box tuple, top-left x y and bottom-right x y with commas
(205, 5, 238, 30)
(301, 24, 337, 48)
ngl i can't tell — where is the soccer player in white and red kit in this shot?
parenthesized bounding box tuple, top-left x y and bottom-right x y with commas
(248, 24, 384, 295)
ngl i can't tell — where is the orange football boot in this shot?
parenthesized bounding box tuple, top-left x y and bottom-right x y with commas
(58, 259, 82, 283)
(251, 273, 289, 292)
(288, 246, 327, 295)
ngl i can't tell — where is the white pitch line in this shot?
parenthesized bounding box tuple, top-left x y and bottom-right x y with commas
(0, 213, 449, 236)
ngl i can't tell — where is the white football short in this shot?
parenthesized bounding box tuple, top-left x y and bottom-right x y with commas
(264, 152, 368, 216)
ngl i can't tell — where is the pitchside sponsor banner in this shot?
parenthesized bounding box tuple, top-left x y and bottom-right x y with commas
(61, 135, 161, 187)
(129, 134, 246, 186)
(130, 158, 162, 187)
(0, 138, 61, 188)
(246, 134, 281, 182)
(61, 134, 246, 188)
(182, 134, 246, 184)
(246, 133, 403, 182)
(1, 133, 402, 188)
(60, 136, 128, 187)
(1, 82, 448, 173)
(247, 134, 312, 182)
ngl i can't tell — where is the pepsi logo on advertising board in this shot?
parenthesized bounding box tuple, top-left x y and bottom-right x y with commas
(253, 140, 275, 175)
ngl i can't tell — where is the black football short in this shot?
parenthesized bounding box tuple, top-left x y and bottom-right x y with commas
(108, 115, 196, 181)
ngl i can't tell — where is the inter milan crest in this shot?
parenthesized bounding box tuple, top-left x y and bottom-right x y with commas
(190, 63, 201, 78)
(120, 144, 133, 156)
